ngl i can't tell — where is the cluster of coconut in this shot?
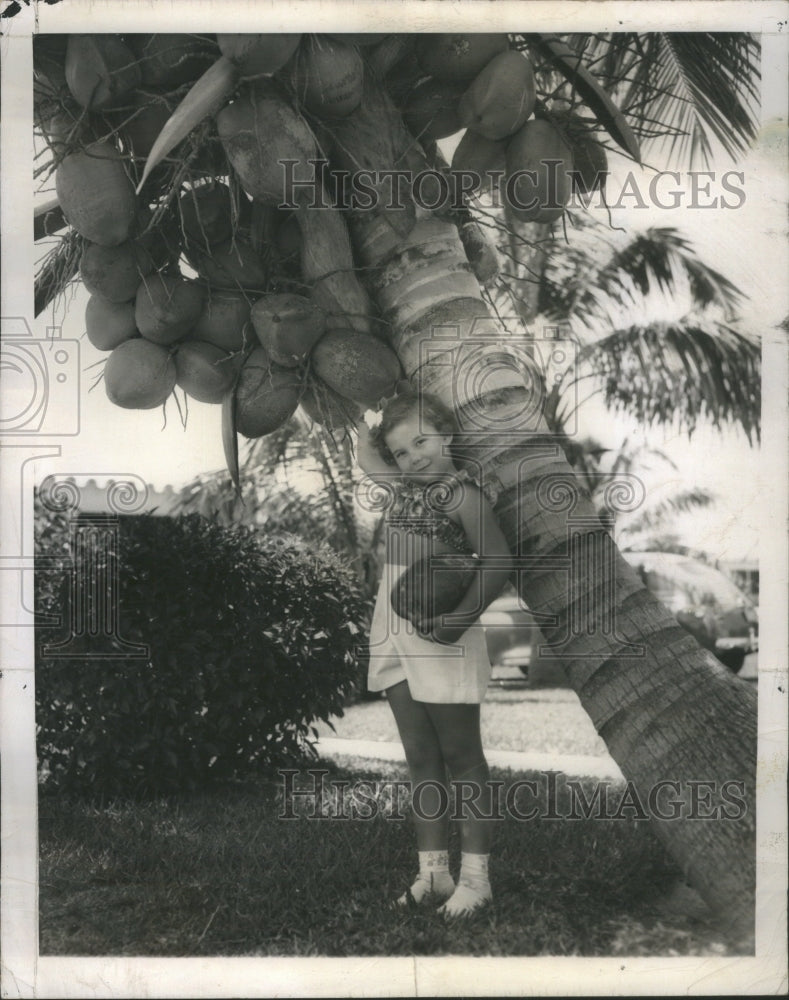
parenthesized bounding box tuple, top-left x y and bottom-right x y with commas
(41, 32, 405, 436)
(402, 34, 607, 220)
(75, 174, 400, 433)
(39, 31, 609, 444)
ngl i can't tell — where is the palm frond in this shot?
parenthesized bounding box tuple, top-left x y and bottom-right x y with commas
(613, 488, 716, 538)
(561, 32, 760, 168)
(561, 435, 720, 545)
(589, 317, 761, 442)
(541, 222, 745, 325)
(597, 227, 744, 317)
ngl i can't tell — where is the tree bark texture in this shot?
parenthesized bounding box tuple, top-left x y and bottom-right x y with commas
(319, 74, 757, 933)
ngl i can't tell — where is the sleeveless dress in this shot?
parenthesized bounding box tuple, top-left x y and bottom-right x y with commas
(367, 470, 494, 704)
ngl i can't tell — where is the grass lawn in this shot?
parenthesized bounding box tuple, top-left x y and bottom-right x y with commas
(39, 756, 750, 958)
(315, 681, 611, 759)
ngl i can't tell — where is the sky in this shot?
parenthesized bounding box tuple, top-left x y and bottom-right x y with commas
(27, 41, 788, 566)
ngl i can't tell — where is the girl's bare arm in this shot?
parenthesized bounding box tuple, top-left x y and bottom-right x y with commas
(355, 415, 397, 482)
(422, 483, 513, 643)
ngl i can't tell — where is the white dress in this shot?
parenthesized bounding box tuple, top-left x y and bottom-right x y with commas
(366, 470, 493, 704)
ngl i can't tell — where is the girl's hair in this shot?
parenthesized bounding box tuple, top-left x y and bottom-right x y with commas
(370, 389, 457, 465)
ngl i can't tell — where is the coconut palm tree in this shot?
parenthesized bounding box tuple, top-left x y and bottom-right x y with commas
(311, 36, 759, 934)
(35, 30, 761, 935)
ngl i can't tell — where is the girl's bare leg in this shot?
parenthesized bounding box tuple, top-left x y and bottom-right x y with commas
(426, 703, 495, 915)
(386, 680, 456, 904)
(424, 703, 494, 855)
(386, 680, 449, 850)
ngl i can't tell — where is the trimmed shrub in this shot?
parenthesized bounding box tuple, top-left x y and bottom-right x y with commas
(35, 504, 367, 797)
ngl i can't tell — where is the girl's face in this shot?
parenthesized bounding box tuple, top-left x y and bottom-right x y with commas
(384, 413, 455, 481)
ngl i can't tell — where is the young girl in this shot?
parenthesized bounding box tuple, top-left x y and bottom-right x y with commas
(356, 388, 513, 917)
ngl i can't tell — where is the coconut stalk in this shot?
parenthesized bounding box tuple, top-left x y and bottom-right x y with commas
(34, 197, 68, 242)
(329, 74, 756, 936)
(35, 229, 82, 317)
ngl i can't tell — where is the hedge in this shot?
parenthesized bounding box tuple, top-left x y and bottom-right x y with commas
(35, 504, 368, 797)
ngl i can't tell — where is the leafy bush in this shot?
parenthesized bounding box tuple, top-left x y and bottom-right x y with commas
(35, 502, 368, 797)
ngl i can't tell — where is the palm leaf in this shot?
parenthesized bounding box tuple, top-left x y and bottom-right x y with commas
(541, 222, 744, 324)
(525, 33, 642, 162)
(34, 198, 67, 242)
(561, 32, 760, 167)
(221, 388, 241, 494)
(646, 33, 760, 165)
(542, 234, 760, 442)
(614, 488, 715, 537)
(135, 55, 239, 194)
(596, 228, 743, 317)
(591, 318, 761, 442)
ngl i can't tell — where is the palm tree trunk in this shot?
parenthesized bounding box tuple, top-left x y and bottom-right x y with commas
(329, 75, 756, 933)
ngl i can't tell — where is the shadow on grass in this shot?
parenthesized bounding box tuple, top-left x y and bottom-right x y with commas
(39, 758, 751, 957)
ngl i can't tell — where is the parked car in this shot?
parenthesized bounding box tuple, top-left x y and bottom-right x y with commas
(479, 592, 537, 671)
(622, 551, 758, 673)
(480, 551, 758, 678)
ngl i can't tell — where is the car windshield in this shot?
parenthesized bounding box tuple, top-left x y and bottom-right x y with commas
(623, 552, 753, 613)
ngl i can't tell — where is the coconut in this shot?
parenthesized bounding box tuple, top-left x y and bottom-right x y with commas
(310, 329, 401, 407)
(299, 377, 361, 429)
(289, 36, 364, 119)
(104, 338, 176, 409)
(188, 236, 268, 292)
(450, 129, 507, 197)
(403, 79, 465, 144)
(217, 84, 317, 206)
(119, 90, 178, 160)
(275, 212, 301, 259)
(133, 208, 182, 271)
(80, 240, 155, 303)
(179, 183, 233, 249)
(34, 34, 69, 103)
(505, 118, 574, 223)
(326, 34, 389, 46)
(391, 555, 481, 625)
(299, 205, 373, 334)
(56, 141, 137, 247)
(65, 34, 141, 111)
(217, 33, 302, 77)
(174, 340, 237, 404)
(37, 99, 87, 154)
(250, 293, 326, 368)
(129, 34, 217, 88)
(548, 111, 608, 198)
(234, 347, 302, 437)
(135, 274, 204, 345)
(571, 136, 608, 197)
(192, 291, 253, 354)
(85, 295, 138, 351)
(458, 50, 536, 141)
(415, 34, 508, 83)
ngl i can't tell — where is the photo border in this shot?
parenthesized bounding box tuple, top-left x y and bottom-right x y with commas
(1, 2, 786, 996)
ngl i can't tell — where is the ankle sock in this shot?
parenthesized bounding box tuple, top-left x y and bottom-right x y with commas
(438, 852, 492, 917)
(396, 849, 455, 906)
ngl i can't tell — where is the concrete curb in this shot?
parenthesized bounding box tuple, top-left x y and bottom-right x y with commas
(315, 736, 625, 782)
